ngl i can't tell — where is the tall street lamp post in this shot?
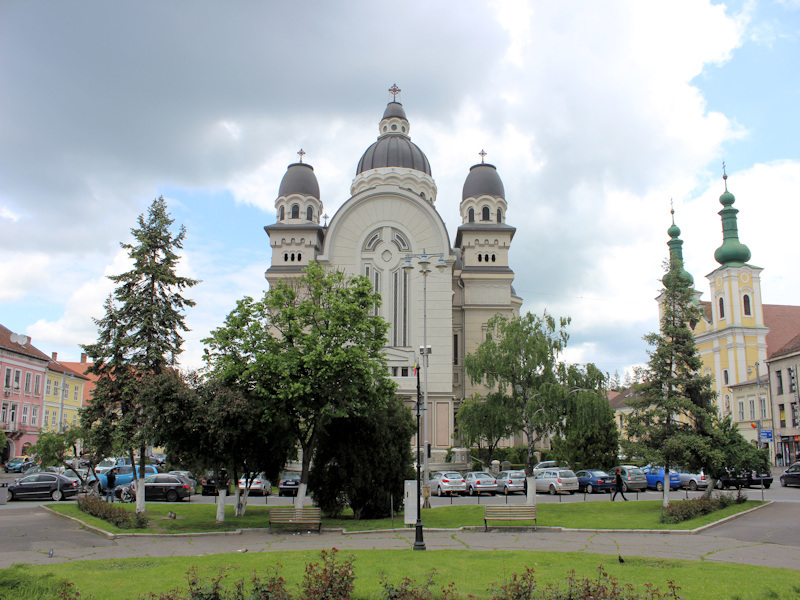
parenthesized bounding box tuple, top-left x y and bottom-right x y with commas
(403, 251, 447, 516)
(413, 361, 425, 550)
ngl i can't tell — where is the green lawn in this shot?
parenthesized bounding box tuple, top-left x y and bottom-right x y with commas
(46, 499, 764, 535)
(4, 549, 799, 600)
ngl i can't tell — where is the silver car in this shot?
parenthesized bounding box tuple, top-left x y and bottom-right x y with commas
(674, 466, 708, 490)
(534, 469, 579, 495)
(429, 471, 466, 496)
(496, 470, 527, 495)
(464, 471, 498, 496)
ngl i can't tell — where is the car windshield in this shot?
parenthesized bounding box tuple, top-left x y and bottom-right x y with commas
(442, 473, 462, 478)
(508, 471, 525, 477)
(474, 473, 493, 478)
(559, 470, 576, 477)
(590, 471, 608, 476)
(629, 469, 645, 476)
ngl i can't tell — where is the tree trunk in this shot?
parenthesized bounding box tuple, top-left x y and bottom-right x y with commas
(235, 488, 247, 517)
(216, 488, 227, 523)
(135, 447, 146, 514)
(295, 435, 315, 509)
(702, 477, 716, 499)
(662, 470, 669, 508)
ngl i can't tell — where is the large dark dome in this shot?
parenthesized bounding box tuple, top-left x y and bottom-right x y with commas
(356, 137, 432, 176)
(462, 164, 504, 200)
(279, 163, 320, 199)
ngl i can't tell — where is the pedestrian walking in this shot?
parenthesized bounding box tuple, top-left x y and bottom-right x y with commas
(612, 468, 628, 501)
(105, 468, 116, 503)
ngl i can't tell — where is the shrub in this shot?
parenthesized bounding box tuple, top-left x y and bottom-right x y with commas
(381, 569, 460, 600)
(659, 492, 745, 524)
(77, 495, 149, 529)
(300, 548, 355, 600)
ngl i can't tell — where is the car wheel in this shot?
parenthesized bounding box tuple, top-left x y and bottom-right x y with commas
(781, 478, 787, 487)
(622, 482, 629, 492)
(6, 489, 13, 502)
(437, 487, 443, 497)
(568, 490, 575, 495)
(166, 490, 179, 502)
(763, 483, 771, 489)
(549, 485, 557, 495)
(689, 480, 698, 491)
(585, 484, 593, 494)
(469, 486, 475, 496)
(51, 489, 63, 501)
(656, 481, 664, 492)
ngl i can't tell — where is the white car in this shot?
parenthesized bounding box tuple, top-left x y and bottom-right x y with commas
(464, 471, 497, 496)
(429, 471, 466, 496)
(497, 470, 527, 495)
(238, 473, 271, 496)
(534, 469, 579, 495)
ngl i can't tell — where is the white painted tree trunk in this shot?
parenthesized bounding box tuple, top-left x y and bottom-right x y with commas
(294, 482, 307, 509)
(135, 476, 146, 514)
(216, 488, 227, 523)
(663, 471, 669, 508)
(235, 488, 248, 517)
(526, 476, 537, 506)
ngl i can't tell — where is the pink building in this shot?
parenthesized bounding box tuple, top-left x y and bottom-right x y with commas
(1, 324, 51, 462)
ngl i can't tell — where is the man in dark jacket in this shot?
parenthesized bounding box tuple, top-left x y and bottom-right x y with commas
(612, 468, 628, 501)
(105, 468, 116, 502)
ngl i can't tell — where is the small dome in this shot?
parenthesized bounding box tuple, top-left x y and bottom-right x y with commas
(719, 190, 735, 207)
(462, 164, 504, 200)
(279, 163, 320, 199)
(356, 136, 431, 175)
(667, 223, 681, 238)
(383, 102, 407, 120)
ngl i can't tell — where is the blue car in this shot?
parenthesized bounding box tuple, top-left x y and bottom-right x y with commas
(641, 466, 680, 491)
(575, 470, 614, 493)
(87, 464, 164, 493)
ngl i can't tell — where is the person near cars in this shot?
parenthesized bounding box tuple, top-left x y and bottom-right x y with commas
(105, 468, 116, 503)
(612, 468, 628, 501)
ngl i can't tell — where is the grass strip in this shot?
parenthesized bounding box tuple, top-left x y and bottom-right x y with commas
(46, 500, 764, 535)
(4, 549, 799, 600)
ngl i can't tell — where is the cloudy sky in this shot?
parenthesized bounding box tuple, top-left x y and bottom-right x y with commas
(2, 1, 799, 378)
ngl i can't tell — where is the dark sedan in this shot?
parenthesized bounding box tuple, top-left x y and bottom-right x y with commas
(118, 474, 192, 502)
(6, 472, 80, 501)
(278, 476, 300, 496)
(575, 470, 614, 493)
(779, 462, 800, 487)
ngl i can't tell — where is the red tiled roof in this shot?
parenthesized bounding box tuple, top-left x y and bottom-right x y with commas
(763, 304, 800, 358)
(0, 323, 51, 363)
(769, 332, 800, 360)
(47, 358, 89, 380)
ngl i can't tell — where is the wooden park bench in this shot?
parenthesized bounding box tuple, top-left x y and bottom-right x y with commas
(484, 505, 537, 531)
(269, 506, 322, 534)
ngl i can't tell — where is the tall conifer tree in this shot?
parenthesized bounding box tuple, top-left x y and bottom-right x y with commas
(82, 197, 198, 513)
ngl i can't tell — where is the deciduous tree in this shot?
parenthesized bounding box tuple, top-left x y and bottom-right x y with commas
(455, 391, 517, 467)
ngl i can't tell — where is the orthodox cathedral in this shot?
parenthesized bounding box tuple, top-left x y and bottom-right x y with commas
(264, 88, 522, 459)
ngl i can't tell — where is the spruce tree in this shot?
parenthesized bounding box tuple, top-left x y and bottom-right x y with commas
(82, 197, 198, 513)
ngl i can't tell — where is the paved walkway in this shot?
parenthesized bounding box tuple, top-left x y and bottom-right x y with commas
(1, 502, 799, 571)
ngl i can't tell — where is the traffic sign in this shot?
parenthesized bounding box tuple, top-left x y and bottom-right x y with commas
(760, 429, 773, 442)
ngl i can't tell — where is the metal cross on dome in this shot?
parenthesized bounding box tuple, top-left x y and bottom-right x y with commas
(389, 84, 401, 100)
(297, 148, 306, 163)
(479, 149, 487, 163)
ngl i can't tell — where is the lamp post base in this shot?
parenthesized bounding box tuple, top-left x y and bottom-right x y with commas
(413, 521, 426, 551)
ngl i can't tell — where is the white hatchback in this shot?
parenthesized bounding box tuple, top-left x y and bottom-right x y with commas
(534, 469, 579, 495)
(238, 473, 271, 496)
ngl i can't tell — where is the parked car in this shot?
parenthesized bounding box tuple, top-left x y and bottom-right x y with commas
(278, 476, 300, 497)
(534, 469, 579, 495)
(611, 466, 647, 492)
(87, 465, 164, 494)
(641, 466, 681, 491)
(674, 466, 708, 490)
(170, 470, 197, 494)
(201, 472, 230, 496)
(4, 456, 35, 473)
(94, 457, 125, 475)
(780, 462, 800, 487)
(238, 473, 271, 496)
(715, 469, 773, 489)
(6, 472, 80, 501)
(496, 470, 527, 495)
(61, 468, 89, 486)
(532, 461, 559, 475)
(575, 470, 613, 493)
(429, 471, 466, 496)
(464, 471, 498, 495)
(22, 466, 59, 476)
(117, 473, 192, 502)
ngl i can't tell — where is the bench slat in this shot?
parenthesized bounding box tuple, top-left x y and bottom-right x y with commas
(269, 507, 322, 533)
(484, 505, 537, 531)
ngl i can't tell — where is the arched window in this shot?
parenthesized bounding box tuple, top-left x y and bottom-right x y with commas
(291, 204, 299, 219)
(743, 294, 751, 316)
(497, 209, 502, 223)
(718, 297, 725, 319)
(297, 253, 302, 261)
(468, 208, 475, 223)
(284, 253, 289, 262)
(491, 254, 496, 262)
(291, 253, 295, 261)
(306, 206, 313, 221)
(723, 369, 729, 385)
(484, 254, 489, 262)
(279, 206, 285, 221)
(482, 206, 490, 221)
(477, 254, 482, 262)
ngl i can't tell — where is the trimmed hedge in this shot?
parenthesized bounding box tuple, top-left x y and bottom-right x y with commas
(77, 495, 149, 529)
(659, 491, 746, 524)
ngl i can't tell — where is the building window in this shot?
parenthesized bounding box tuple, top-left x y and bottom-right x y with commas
(738, 401, 744, 421)
(776, 370, 784, 395)
(743, 294, 751, 316)
(749, 398, 756, 421)
(453, 334, 459, 366)
(53, 381, 60, 398)
(718, 297, 725, 319)
(306, 206, 313, 220)
(34, 374, 41, 395)
(14, 370, 21, 390)
(3, 368, 10, 388)
(482, 206, 490, 221)
(44, 410, 50, 428)
(298, 253, 302, 262)
(24, 373, 31, 393)
(9, 403, 17, 423)
(468, 208, 474, 223)
(760, 396, 767, 419)
(45, 378, 51, 396)
(791, 368, 797, 393)
(1, 403, 6, 423)
(401, 367, 409, 377)
(477, 254, 482, 262)
(491, 254, 496, 262)
(497, 208, 502, 223)
(279, 206, 285, 221)
(73, 414, 78, 426)
(74, 386, 79, 401)
(392, 269, 408, 347)
(291, 204, 299, 219)
(723, 369, 729, 385)
(779, 404, 786, 428)
(31, 406, 38, 427)
(21, 404, 28, 425)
